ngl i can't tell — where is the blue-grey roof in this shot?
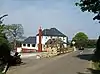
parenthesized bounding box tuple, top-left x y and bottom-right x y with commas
(37, 28, 66, 37)
(22, 36, 36, 44)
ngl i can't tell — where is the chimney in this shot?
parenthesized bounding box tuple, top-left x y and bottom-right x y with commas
(38, 26, 42, 52)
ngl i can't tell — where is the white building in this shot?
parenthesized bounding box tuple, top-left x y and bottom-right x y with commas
(21, 37, 37, 52)
(21, 28, 68, 52)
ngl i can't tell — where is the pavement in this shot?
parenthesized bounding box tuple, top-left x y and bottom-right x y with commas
(7, 48, 93, 74)
(20, 53, 39, 58)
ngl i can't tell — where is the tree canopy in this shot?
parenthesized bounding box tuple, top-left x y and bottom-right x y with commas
(76, 0, 100, 22)
(72, 32, 88, 47)
(0, 24, 11, 60)
(5, 24, 24, 49)
(73, 32, 88, 41)
(5, 24, 24, 40)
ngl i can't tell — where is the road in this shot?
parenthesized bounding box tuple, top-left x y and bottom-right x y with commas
(7, 49, 93, 74)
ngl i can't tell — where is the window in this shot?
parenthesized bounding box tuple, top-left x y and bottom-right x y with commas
(32, 44, 35, 47)
(27, 44, 30, 47)
(50, 36, 52, 38)
(46, 36, 47, 39)
(60, 38, 62, 40)
(63, 37, 65, 40)
(23, 44, 26, 46)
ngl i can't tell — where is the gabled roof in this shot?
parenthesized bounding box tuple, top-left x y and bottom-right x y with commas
(22, 36, 36, 44)
(37, 28, 66, 37)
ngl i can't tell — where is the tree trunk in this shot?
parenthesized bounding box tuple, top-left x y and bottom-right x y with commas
(13, 38, 16, 50)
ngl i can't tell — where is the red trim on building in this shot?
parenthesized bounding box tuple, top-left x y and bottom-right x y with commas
(22, 48, 37, 53)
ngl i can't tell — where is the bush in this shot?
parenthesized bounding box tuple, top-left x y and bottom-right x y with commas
(0, 37, 11, 60)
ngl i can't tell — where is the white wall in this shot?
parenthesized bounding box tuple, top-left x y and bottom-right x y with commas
(36, 36, 67, 45)
(37, 36, 51, 45)
(17, 47, 22, 52)
(22, 44, 38, 50)
(22, 36, 68, 51)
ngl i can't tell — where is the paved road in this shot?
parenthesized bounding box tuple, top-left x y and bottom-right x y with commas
(7, 49, 93, 74)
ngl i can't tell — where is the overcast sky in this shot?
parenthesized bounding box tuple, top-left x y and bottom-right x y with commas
(0, 0, 100, 39)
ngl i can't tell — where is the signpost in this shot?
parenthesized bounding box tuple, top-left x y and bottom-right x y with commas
(72, 41, 76, 51)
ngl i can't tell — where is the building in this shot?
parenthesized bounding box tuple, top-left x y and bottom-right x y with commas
(21, 36, 37, 52)
(21, 28, 68, 52)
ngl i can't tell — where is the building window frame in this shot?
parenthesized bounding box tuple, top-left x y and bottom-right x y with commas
(32, 44, 35, 47)
(23, 44, 26, 46)
(63, 37, 65, 40)
(46, 36, 47, 39)
(27, 44, 30, 47)
(50, 36, 52, 39)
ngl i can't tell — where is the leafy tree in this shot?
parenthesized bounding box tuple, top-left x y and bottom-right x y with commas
(75, 0, 100, 62)
(0, 24, 11, 56)
(10, 40, 22, 49)
(5, 24, 24, 49)
(0, 14, 12, 73)
(87, 39, 97, 48)
(0, 24, 11, 73)
(76, 0, 100, 22)
(72, 32, 88, 48)
(0, 24, 5, 33)
(0, 37, 11, 57)
(0, 24, 8, 40)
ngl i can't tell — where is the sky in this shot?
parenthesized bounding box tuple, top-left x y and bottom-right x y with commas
(0, 0, 100, 40)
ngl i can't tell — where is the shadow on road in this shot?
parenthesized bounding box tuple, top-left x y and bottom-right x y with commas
(76, 53, 93, 61)
(77, 68, 100, 74)
(77, 72, 87, 74)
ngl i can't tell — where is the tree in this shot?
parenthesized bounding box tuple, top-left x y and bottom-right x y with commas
(0, 14, 11, 58)
(0, 24, 11, 54)
(5, 24, 24, 49)
(0, 24, 12, 73)
(87, 39, 97, 48)
(0, 37, 11, 56)
(76, 0, 100, 22)
(72, 32, 88, 48)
